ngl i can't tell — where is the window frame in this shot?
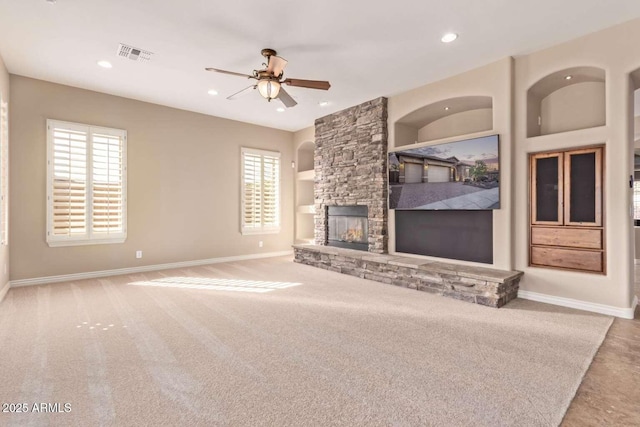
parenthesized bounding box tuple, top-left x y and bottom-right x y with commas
(46, 119, 127, 247)
(240, 147, 281, 235)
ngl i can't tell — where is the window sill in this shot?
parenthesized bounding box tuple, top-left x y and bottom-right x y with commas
(241, 228, 281, 236)
(47, 237, 127, 247)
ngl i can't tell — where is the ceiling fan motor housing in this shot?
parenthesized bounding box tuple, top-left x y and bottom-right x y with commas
(261, 48, 277, 58)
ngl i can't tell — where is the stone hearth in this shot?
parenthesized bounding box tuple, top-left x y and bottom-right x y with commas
(293, 244, 522, 308)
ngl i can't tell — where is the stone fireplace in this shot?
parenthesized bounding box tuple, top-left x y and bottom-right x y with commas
(314, 97, 388, 253)
(326, 206, 368, 251)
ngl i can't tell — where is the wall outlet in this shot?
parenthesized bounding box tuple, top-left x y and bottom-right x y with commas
(136, 250, 143, 259)
(258, 241, 263, 248)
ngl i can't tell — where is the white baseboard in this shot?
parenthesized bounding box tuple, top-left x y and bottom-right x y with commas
(518, 290, 637, 320)
(10, 250, 293, 288)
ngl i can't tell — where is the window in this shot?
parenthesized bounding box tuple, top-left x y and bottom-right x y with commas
(241, 147, 280, 235)
(46, 120, 127, 246)
(0, 95, 8, 245)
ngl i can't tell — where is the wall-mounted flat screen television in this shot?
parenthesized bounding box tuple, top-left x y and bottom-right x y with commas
(388, 134, 500, 210)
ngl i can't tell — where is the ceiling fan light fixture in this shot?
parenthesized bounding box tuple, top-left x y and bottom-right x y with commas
(257, 80, 281, 100)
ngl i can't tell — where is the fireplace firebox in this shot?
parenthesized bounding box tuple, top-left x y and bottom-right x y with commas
(327, 206, 368, 251)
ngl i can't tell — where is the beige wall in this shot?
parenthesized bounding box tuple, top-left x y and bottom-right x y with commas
(0, 54, 8, 301)
(514, 18, 640, 310)
(417, 108, 493, 142)
(388, 58, 514, 271)
(10, 76, 294, 280)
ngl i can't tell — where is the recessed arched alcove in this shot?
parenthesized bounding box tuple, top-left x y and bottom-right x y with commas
(394, 96, 493, 147)
(527, 66, 606, 137)
(297, 140, 314, 172)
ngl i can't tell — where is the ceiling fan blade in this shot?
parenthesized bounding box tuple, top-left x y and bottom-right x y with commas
(282, 78, 331, 90)
(267, 56, 288, 77)
(227, 85, 256, 100)
(205, 67, 254, 79)
(277, 87, 298, 108)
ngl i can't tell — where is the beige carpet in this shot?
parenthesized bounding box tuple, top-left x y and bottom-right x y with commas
(0, 256, 612, 426)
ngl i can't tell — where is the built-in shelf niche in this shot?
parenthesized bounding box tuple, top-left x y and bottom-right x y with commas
(295, 213, 314, 243)
(296, 180, 314, 207)
(527, 66, 606, 138)
(394, 96, 493, 147)
(295, 140, 316, 244)
(297, 169, 314, 181)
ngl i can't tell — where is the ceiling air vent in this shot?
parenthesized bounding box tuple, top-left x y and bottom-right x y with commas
(117, 43, 153, 62)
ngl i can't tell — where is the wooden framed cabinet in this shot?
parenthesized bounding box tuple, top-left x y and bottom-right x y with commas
(529, 147, 604, 273)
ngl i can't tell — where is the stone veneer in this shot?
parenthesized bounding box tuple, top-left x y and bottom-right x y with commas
(294, 245, 523, 308)
(314, 97, 388, 253)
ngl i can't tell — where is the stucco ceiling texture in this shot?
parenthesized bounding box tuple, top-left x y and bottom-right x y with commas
(0, 0, 639, 131)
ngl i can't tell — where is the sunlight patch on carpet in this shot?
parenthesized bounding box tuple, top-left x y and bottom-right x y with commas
(128, 276, 302, 293)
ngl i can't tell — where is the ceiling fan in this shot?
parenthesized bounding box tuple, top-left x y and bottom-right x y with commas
(205, 48, 331, 108)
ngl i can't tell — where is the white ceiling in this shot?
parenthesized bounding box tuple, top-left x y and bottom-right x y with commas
(1, 0, 640, 131)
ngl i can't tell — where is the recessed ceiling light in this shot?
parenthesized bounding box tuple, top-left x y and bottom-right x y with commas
(97, 60, 112, 69)
(444, 107, 450, 111)
(319, 101, 330, 107)
(565, 75, 573, 80)
(441, 33, 458, 43)
(207, 89, 218, 96)
(276, 107, 285, 113)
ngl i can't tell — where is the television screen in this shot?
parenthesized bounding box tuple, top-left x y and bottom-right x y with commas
(388, 134, 500, 210)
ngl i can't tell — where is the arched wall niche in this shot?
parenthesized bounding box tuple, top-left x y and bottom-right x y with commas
(297, 140, 314, 172)
(394, 96, 493, 146)
(527, 66, 606, 137)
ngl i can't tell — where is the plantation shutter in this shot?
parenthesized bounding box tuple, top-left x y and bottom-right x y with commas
(47, 120, 126, 246)
(242, 151, 262, 230)
(241, 148, 281, 234)
(262, 153, 280, 228)
(92, 131, 125, 235)
(51, 124, 88, 237)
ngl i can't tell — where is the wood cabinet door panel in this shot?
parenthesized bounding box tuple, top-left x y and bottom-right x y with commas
(564, 147, 603, 226)
(531, 153, 563, 225)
